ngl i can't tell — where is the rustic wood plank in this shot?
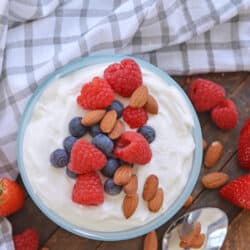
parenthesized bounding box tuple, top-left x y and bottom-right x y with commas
(222, 210, 250, 250)
(43, 228, 101, 250)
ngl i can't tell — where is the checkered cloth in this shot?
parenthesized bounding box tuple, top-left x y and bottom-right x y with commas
(1, 0, 250, 248)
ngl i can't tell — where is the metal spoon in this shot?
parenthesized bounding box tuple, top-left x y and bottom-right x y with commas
(162, 207, 228, 250)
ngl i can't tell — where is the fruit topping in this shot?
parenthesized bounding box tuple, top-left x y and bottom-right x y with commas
(50, 149, 69, 168)
(69, 117, 88, 137)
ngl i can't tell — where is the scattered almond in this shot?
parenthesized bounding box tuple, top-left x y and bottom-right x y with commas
(144, 94, 158, 114)
(122, 193, 138, 219)
(203, 139, 207, 150)
(108, 120, 125, 140)
(100, 110, 117, 133)
(81, 110, 106, 126)
(113, 165, 132, 186)
(148, 188, 164, 212)
(204, 141, 223, 167)
(202, 172, 229, 189)
(123, 175, 138, 196)
(183, 195, 193, 208)
(143, 175, 159, 201)
(130, 85, 149, 108)
(143, 230, 158, 250)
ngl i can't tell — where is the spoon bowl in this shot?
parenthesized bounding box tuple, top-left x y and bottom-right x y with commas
(162, 207, 228, 250)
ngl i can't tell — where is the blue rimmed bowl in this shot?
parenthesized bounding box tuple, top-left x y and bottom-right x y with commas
(17, 55, 202, 241)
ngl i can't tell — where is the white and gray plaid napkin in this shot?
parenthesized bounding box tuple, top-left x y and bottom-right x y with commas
(1, 0, 250, 248)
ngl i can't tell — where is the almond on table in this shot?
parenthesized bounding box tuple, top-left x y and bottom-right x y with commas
(204, 141, 223, 167)
(144, 230, 158, 250)
(183, 195, 193, 208)
(202, 172, 229, 189)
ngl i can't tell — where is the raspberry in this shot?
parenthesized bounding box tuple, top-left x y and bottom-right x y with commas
(211, 99, 238, 130)
(122, 106, 148, 128)
(13, 229, 39, 250)
(114, 131, 152, 164)
(69, 139, 107, 174)
(104, 59, 142, 97)
(77, 77, 114, 109)
(188, 78, 225, 112)
(240, 117, 250, 137)
(72, 172, 104, 205)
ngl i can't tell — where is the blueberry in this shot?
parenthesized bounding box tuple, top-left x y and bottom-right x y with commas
(90, 124, 102, 137)
(107, 100, 124, 118)
(137, 125, 156, 143)
(101, 158, 120, 177)
(66, 167, 78, 179)
(63, 136, 78, 153)
(69, 117, 88, 138)
(50, 149, 69, 168)
(92, 134, 114, 155)
(104, 178, 122, 195)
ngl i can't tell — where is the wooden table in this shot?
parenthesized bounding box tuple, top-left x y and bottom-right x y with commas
(9, 72, 250, 250)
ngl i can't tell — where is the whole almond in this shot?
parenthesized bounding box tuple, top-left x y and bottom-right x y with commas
(108, 120, 125, 140)
(144, 94, 158, 114)
(180, 222, 202, 248)
(204, 141, 223, 167)
(144, 231, 158, 250)
(124, 175, 138, 196)
(202, 172, 229, 189)
(81, 110, 106, 126)
(183, 195, 193, 208)
(100, 110, 117, 133)
(203, 139, 207, 150)
(143, 175, 159, 201)
(122, 193, 138, 219)
(148, 188, 164, 212)
(130, 85, 148, 108)
(113, 165, 132, 185)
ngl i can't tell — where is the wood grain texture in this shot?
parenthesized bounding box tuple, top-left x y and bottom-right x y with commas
(222, 210, 250, 250)
(9, 72, 250, 250)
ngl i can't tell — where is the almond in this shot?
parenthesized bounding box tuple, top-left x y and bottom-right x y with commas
(122, 193, 138, 219)
(124, 175, 138, 196)
(113, 165, 132, 185)
(203, 138, 207, 150)
(204, 141, 223, 167)
(190, 234, 206, 248)
(108, 120, 125, 140)
(144, 94, 158, 114)
(100, 110, 117, 133)
(148, 188, 164, 212)
(130, 85, 149, 108)
(81, 110, 106, 126)
(183, 195, 193, 208)
(202, 172, 229, 189)
(143, 175, 159, 201)
(144, 231, 158, 250)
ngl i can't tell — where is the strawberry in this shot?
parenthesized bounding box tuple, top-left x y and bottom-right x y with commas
(72, 172, 104, 205)
(211, 99, 238, 130)
(188, 78, 225, 112)
(238, 117, 250, 169)
(13, 228, 39, 250)
(0, 178, 25, 216)
(219, 174, 250, 210)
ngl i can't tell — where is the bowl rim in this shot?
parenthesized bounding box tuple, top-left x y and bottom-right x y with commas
(17, 54, 203, 241)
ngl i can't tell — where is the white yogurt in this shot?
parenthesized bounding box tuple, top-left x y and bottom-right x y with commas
(23, 62, 195, 231)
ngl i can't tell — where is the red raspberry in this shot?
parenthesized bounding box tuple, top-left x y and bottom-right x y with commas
(72, 172, 104, 205)
(104, 59, 142, 97)
(220, 174, 250, 210)
(114, 131, 152, 164)
(211, 99, 238, 130)
(13, 229, 39, 250)
(69, 139, 107, 174)
(238, 117, 250, 169)
(122, 106, 148, 128)
(188, 78, 225, 112)
(77, 77, 114, 109)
